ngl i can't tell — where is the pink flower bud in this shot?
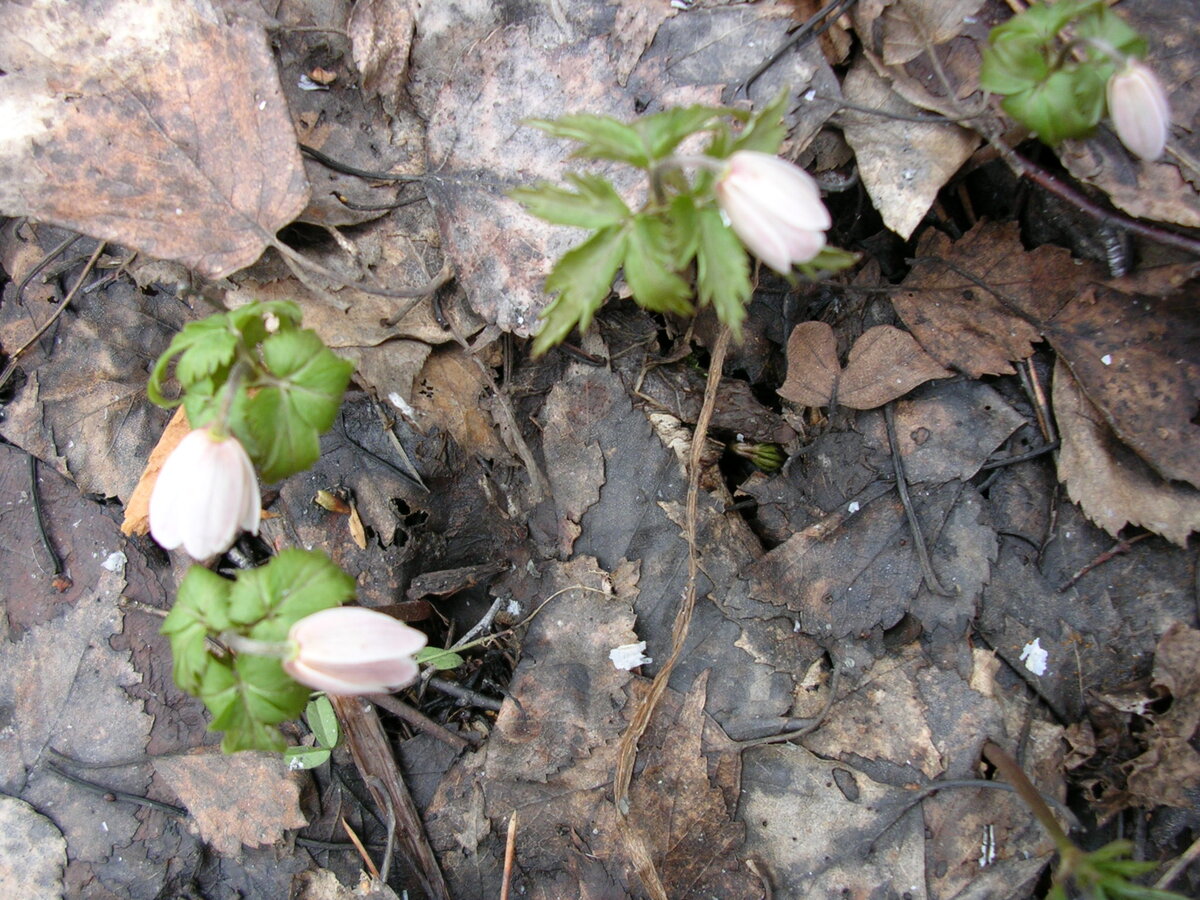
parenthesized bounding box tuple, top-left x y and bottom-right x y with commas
(283, 607, 428, 695)
(714, 150, 832, 273)
(149, 427, 261, 560)
(1107, 60, 1171, 162)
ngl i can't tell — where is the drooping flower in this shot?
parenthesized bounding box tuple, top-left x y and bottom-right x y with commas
(149, 426, 261, 560)
(283, 607, 428, 695)
(1107, 60, 1171, 161)
(714, 150, 832, 273)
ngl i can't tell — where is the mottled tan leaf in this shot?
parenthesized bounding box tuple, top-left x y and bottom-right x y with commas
(1053, 361, 1200, 546)
(779, 322, 949, 410)
(0, 797, 66, 899)
(349, 0, 416, 120)
(840, 58, 978, 238)
(0, 0, 308, 278)
(154, 751, 308, 855)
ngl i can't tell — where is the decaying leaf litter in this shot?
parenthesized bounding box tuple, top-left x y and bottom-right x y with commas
(0, 0, 1198, 897)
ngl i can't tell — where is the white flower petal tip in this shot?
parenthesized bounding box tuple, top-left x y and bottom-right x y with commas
(284, 607, 428, 696)
(715, 150, 831, 273)
(1107, 61, 1171, 162)
(148, 427, 261, 560)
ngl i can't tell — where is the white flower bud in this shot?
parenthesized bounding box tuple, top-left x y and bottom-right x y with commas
(149, 427, 261, 559)
(714, 150, 832, 273)
(1107, 61, 1171, 162)
(283, 607, 428, 695)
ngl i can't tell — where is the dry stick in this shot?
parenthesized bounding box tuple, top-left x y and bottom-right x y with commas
(1155, 833, 1200, 891)
(500, 810, 519, 900)
(735, 663, 844, 748)
(883, 403, 953, 596)
(329, 694, 451, 900)
(0, 242, 106, 393)
(14, 232, 80, 300)
(368, 693, 473, 751)
(613, 325, 732, 900)
(341, 817, 382, 881)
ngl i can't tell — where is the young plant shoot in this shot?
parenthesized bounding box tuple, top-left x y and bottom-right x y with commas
(980, 0, 1170, 158)
(512, 94, 855, 355)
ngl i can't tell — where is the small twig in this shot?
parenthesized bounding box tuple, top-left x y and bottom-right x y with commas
(737, 0, 857, 96)
(337, 408, 427, 492)
(365, 774, 398, 884)
(28, 453, 63, 579)
(341, 817, 382, 881)
(979, 440, 1060, 470)
(426, 677, 503, 712)
(44, 760, 187, 819)
(884, 403, 953, 596)
(736, 662, 844, 748)
(451, 596, 505, 650)
(983, 740, 1073, 852)
(1016, 358, 1057, 446)
(368, 693, 474, 750)
(500, 810, 518, 900)
(336, 191, 426, 212)
(0, 242, 105, 393)
(15, 232, 80, 301)
(1056, 533, 1152, 593)
(1155, 833, 1200, 891)
(367, 394, 429, 492)
(300, 143, 427, 183)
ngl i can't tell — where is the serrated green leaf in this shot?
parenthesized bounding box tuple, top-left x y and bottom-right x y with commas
(229, 300, 304, 348)
(414, 647, 465, 671)
(148, 318, 232, 407)
(533, 225, 629, 356)
(260, 330, 355, 432)
(696, 206, 751, 339)
(1076, 6, 1147, 60)
(669, 194, 701, 269)
(174, 323, 238, 388)
(633, 106, 724, 159)
(526, 114, 650, 167)
(242, 386, 321, 483)
(623, 215, 694, 316)
(511, 174, 631, 229)
(731, 89, 789, 155)
(306, 695, 340, 748)
(283, 746, 331, 769)
(227, 548, 355, 640)
(202, 654, 310, 752)
(162, 566, 233, 692)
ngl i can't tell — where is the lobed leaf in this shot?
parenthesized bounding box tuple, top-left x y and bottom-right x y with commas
(533, 225, 629, 355)
(695, 206, 751, 340)
(623, 214, 694, 316)
(526, 113, 650, 167)
(511, 173, 631, 229)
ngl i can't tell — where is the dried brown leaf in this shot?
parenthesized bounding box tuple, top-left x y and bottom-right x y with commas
(0, 797, 66, 898)
(1047, 286, 1200, 488)
(839, 58, 979, 238)
(349, 0, 416, 119)
(121, 407, 191, 537)
(0, 0, 308, 277)
(778, 322, 949, 409)
(154, 751, 308, 855)
(1053, 361, 1200, 546)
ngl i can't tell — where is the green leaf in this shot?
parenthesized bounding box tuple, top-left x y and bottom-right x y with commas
(511, 174, 631, 229)
(623, 215, 694, 316)
(228, 300, 303, 348)
(1002, 65, 1106, 142)
(695, 206, 751, 339)
(173, 321, 238, 387)
(1076, 6, 1147, 60)
(526, 114, 650, 167)
(730, 89, 789, 155)
(203, 654, 310, 753)
(283, 746, 331, 769)
(227, 548, 356, 640)
(242, 387, 321, 483)
(260, 330, 355, 432)
(980, 34, 1050, 94)
(414, 647, 465, 671)
(633, 106, 724, 159)
(795, 245, 860, 279)
(532, 225, 629, 356)
(306, 695, 340, 748)
(669, 194, 702, 270)
(161, 566, 233, 692)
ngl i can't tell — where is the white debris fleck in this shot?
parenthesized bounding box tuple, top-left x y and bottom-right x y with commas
(979, 825, 996, 867)
(506, 598, 521, 617)
(258, 100, 267, 110)
(1020, 638, 1048, 676)
(609, 641, 652, 671)
(1101, 354, 1113, 366)
(847, 501, 860, 514)
(388, 391, 416, 418)
(102, 551, 127, 574)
